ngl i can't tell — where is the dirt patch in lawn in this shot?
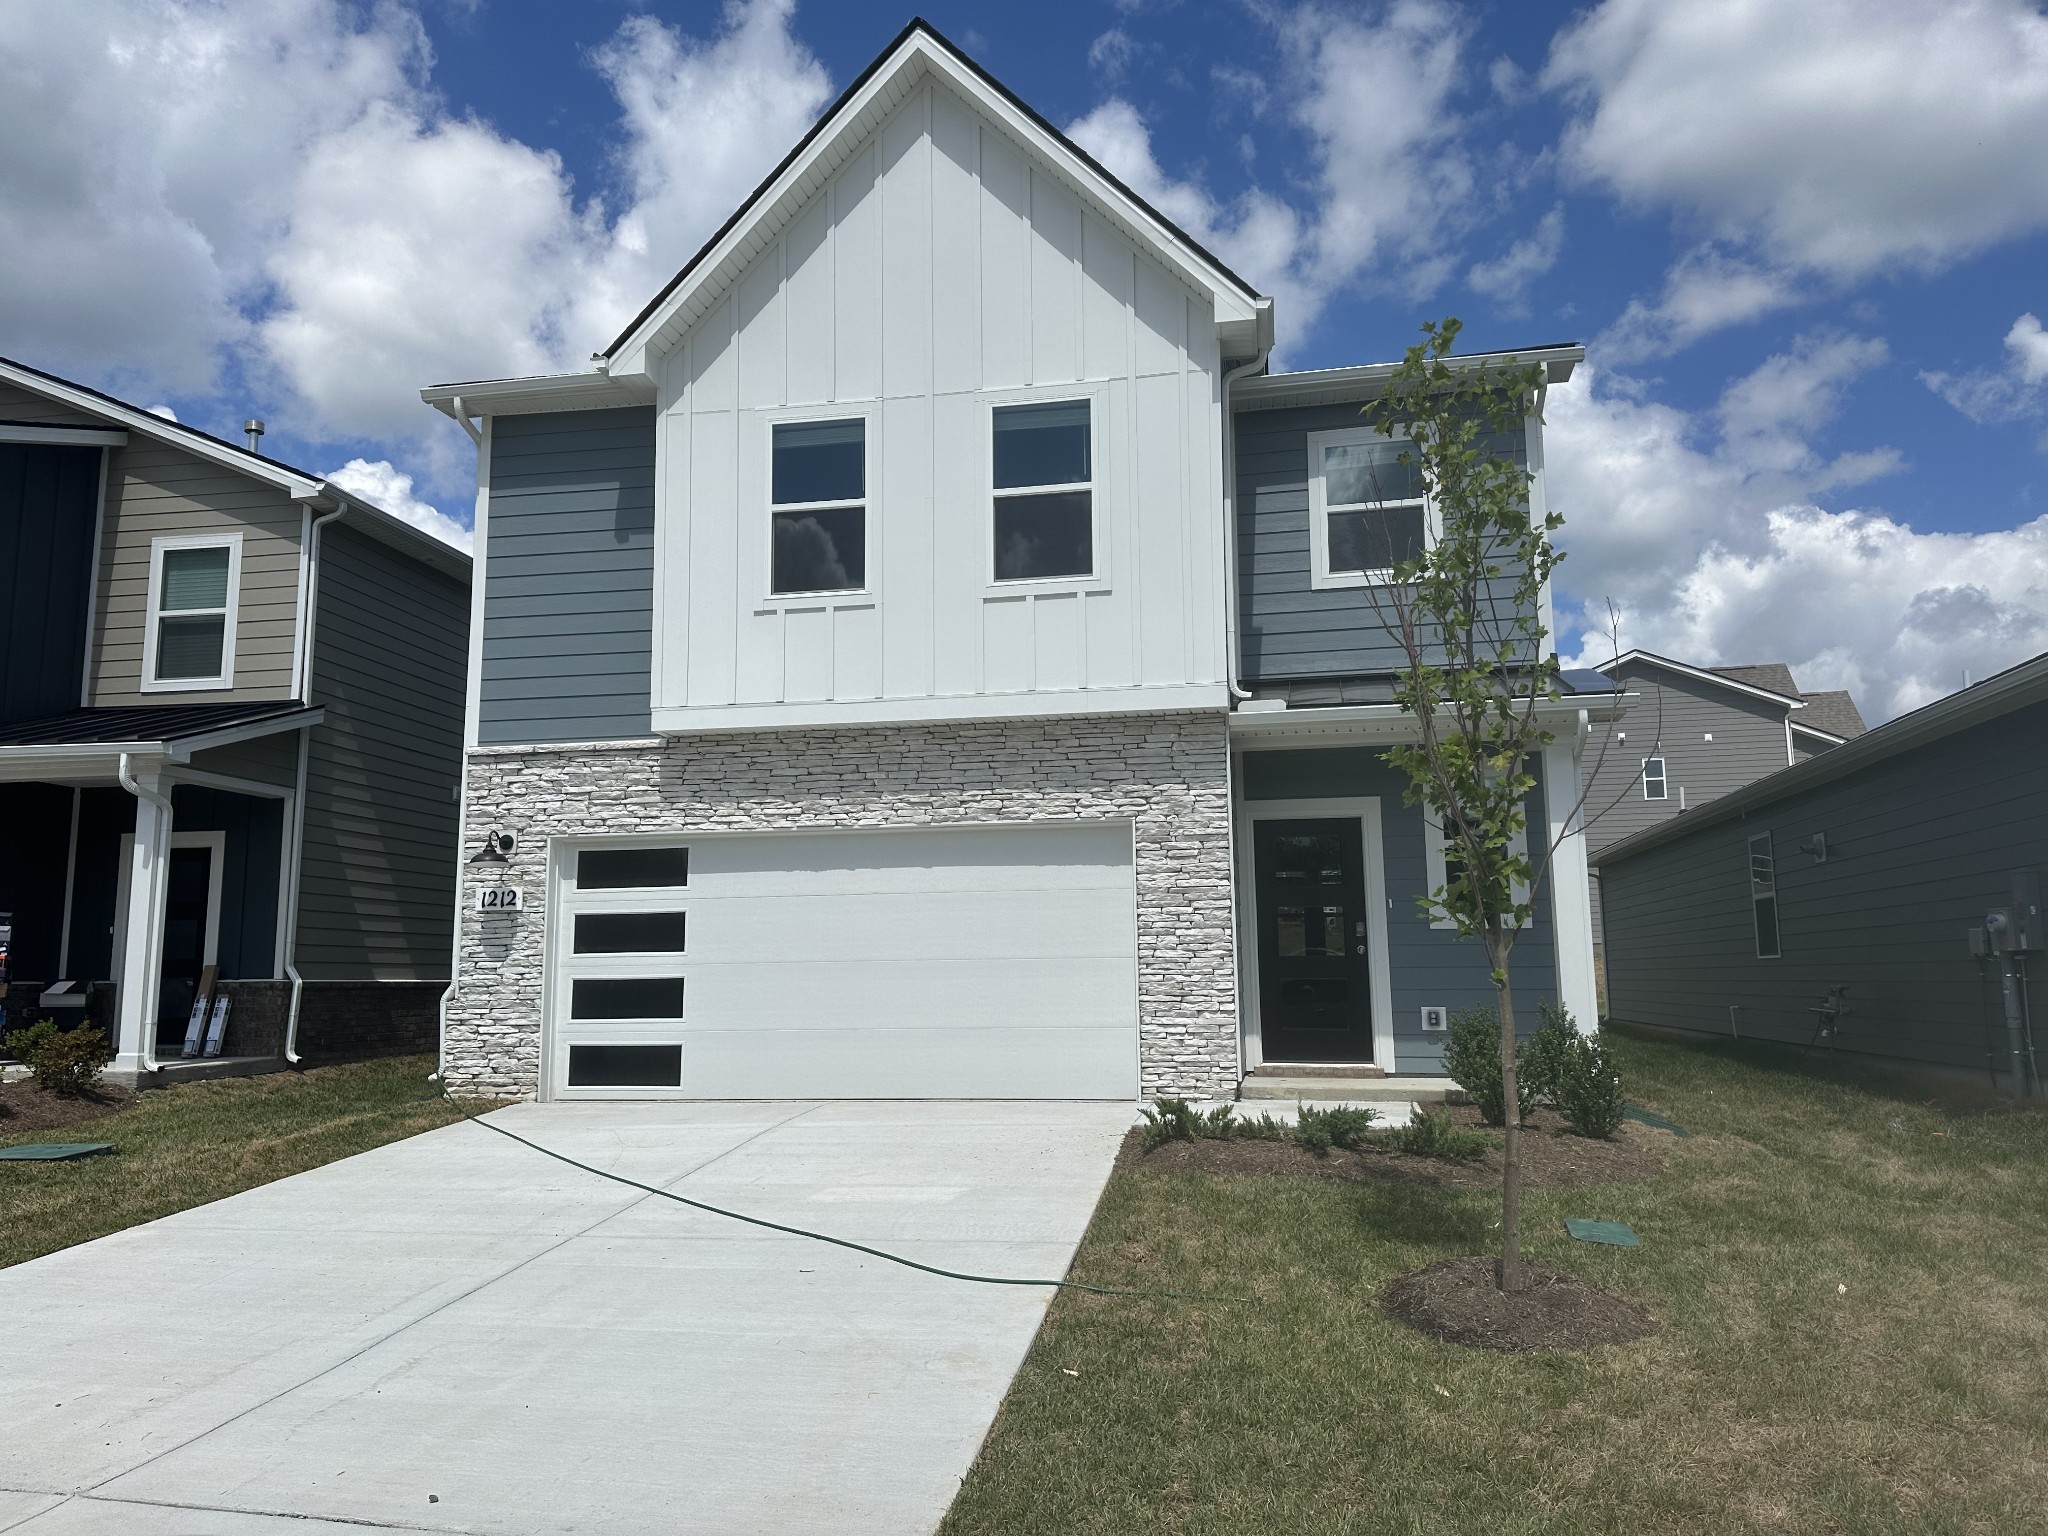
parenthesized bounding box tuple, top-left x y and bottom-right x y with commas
(1126, 1107, 1669, 1190)
(1383, 1254, 1659, 1352)
(0, 1080, 133, 1137)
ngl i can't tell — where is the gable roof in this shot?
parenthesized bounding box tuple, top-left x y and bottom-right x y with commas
(1794, 690, 1867, 739)
(1600, 650, 1804, 708)
(1709, 662, 1801, 699)
(0, 355, 468, 580)
(598, 17, 1269, 379)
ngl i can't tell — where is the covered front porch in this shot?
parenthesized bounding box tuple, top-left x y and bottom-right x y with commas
(0, 703, 320, 1085)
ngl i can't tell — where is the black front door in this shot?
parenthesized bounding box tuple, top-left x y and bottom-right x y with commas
(155, 846, 213, 1041)
(1253, 818, 1373, 1063)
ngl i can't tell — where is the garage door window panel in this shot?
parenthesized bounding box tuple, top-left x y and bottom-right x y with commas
(573, 911, 687, 954)
(570, 976, 685, 1020)
(568, 1044, 682, 1089)
(576, 847, 689, 890)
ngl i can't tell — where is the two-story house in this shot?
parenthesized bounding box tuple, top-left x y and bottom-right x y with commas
(0, 357, 469, 1085)
(425, 20, 1611, 1103)
(1582, 650, 1867, 984)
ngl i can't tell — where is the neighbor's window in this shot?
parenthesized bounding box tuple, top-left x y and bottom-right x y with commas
(1642, 757, 1668, 801)
(1309, 428, 1429, 587)
(146, 536, 238, 688)
(992, 399, 1092, 582)
(1748, 832, 1780, 958)
(771, 419, 865, 595)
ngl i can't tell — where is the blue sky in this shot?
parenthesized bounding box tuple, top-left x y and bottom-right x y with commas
(4, 0, 2047, 718)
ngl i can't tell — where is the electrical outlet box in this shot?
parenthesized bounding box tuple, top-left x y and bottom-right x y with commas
(1421, 1006, 1448, 1032)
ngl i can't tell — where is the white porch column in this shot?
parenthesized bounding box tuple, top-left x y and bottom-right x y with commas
(1543, 736, 1601, 1033)
(111, 759, 173, 1077)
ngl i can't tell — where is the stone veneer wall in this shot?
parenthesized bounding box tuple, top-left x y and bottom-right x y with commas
(442, 710, 1236, 1101)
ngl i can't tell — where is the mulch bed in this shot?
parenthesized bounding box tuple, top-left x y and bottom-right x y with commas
(1125, 1105, 1670, 1190)
(0, 1080, 133, 1137)
(1382, 1254, 1659, 1351)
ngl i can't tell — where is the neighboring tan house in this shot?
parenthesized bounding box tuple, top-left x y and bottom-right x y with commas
(1582, 650, 1866, 983)
(1597, 649, 2045, 1095)
(0, 357, 469, 1085)
(421, 19, 1614, 1105)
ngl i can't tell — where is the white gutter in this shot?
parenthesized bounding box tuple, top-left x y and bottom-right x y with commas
(116, 752, 172, 1075)
(1221, 343, 1272, 703)
(281, 504, 345, 1065)
(435, 396, 485, 1084)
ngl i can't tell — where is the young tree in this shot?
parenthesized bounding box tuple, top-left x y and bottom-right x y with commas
(1359, 318, 1572, 1294)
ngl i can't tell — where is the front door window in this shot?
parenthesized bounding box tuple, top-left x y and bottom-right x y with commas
(1253, 818, 1373, 1062)
(155, 846, 213, 1037)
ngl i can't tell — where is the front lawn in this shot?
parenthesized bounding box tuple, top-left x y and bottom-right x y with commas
(943, 1028, 2048, 1535)
(0, 1055, 474, 1270)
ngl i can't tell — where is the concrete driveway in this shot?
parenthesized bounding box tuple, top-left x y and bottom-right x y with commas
(0, 1100, 1133, 1535)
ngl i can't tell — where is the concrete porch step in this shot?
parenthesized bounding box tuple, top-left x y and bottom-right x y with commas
(1240, 1074, 1467, 1105)
(1250, 1062, 1389, 1079)
(106, 1055, 287, 1091)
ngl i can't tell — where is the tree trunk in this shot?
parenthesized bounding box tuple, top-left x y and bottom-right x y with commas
(1487, 922, 1523, 1293)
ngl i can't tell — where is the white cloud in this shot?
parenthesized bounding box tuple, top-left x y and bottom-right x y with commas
(1546, 357, 2044, 722)
(1466, 206, 1564, 309)
(1922, 312, 2048, 426)
(1088, 28, 1137, 83)
(1597, 247, 1801, 363)
(327, 457, 472, 552)
(1070, 0, 1477, 352)
(1546, 0, 2048, 280)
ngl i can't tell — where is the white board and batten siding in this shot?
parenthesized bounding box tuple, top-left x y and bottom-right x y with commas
(650, 79, 1229, 731)
(547, 823, 1140, 1100)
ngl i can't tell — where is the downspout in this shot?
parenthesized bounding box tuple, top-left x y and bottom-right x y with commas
(1222, 347, 1272, 703)
(434, 397, 486, 1083)
(117, 752, 171, 1075)
(283, 502, 347, 1064)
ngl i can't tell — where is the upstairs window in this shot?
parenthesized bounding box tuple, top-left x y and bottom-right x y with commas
(1642, 757, 1668, 800)
(144, 535, 240, 690)
(1748, 832, 1780, 958)
(1308, 428, 1431, 588)
(992, 399, 1092, 582)
(770, 419, 865, 595)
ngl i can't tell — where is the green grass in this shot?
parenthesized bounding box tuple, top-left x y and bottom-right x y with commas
(943, 1027, 2048, 1536)
(0, 1055, 478, 1270)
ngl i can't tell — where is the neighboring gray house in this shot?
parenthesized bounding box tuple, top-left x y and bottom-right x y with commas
(1583, 650, 1866, 976)
(0, 357, 470, 1084)
(1597, 649, 2046, 1094)
(420, 20, 1613, 1106)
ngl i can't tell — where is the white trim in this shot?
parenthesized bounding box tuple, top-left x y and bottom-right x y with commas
(1526, 399, 1555, 658)
(80, 445, 111, 706)
(1236, 796, 1397, 1072)
(1789, 719, 1847, 747)
(171, 830, 227, 974)
(140, 532, 242, 693)
(983, 386, 1110, 595)
(1600, 650, 1804, 708)
(162, 765, 294, 801)
(1305, 425, 1434, 590)
(463, 415, 492, 749)
(0, 423, 126, 446)
(651, 683, 1227, 734)
(1543, 734, 1600, 1031)
(1421, 803, 1531, 932)
(1228, 693, 1626, 745)
(289, 502, 312, 699)
(1641, 755, 1668, 801)
(421, 370, 657, 418)
(760, 405, 877, 605)
(1230, 347, 1584, 410)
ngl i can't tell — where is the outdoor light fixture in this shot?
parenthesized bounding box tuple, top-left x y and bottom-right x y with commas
(469, 831, 516, 864)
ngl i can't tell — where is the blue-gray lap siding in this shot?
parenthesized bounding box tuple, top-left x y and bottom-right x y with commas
(480, 407, 656, 744)
(1234, 404, 1529, 682)
(1599, 698, 2048, 1081)
(1240, 746, 1562, 1072)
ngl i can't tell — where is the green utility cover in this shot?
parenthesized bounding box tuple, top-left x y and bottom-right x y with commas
(1623, 1105, 1690, 1137)
(0, 1143, 114, 1162)
(1565, 1218, 1639, 1247)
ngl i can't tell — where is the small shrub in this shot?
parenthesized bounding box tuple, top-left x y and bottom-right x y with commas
(1234, 1112, 1291, 1141)
(1522, 1004, 1579, 1103)
(1552, 1029, 1627, 1139)
(1441, 1006, 1535, 1127)
(1293, 1103, 1378, 1156)
(1139, 1097, 1258, 1150)
(1382, 1106, 1492, 1161)
(3, 1019, 112, 1096)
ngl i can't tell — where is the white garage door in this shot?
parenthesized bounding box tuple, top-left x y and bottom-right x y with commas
(545, 823, 1138, 1100)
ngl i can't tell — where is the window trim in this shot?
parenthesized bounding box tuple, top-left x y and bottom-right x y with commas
(758, 406, 876, 607)
(1642, 756, 1668, 801)
(983, 385, 1110, 595)
(140, 532, 242, 693)
(1748, 831, 1781, 959)
(1422, 806, 1533, 933)
(1306, 425, 1436, 590)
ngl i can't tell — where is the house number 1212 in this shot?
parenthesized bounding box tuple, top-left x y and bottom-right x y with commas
(474, 887, 523, 912)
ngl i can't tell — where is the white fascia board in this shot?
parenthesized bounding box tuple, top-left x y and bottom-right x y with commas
(604, 31, 1261, 374)
(1233, 346, 1584, 411)
(0, 423, 127, 446)
(0, 744, 169, 782)
(1788, 719, 1847, 745)
(419, 371, 658, 419)
(0, 358, 323, 500)
(1599, 650, 1803, 707)
(651, 684, 1230, 735)
(1228, 693, 1626, 745)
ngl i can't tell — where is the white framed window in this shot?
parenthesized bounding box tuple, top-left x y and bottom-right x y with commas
(1307, 426, 1435, 589)
(1422, 808, 1531, 932)
(1642, 756, 1668, 801)
(141, 533, 241, 691)
(989, 395, 1098, 587)
(1748, 832, 1780, 958)
(767, 416, 868, 598)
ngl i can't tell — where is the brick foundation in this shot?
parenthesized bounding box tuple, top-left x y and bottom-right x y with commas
(295, 981, 444, 1063)
(442, 710, 1238, 1101)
